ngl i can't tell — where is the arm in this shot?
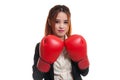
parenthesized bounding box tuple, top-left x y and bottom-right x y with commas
(32, 43, 44, 80)
(37, 35, 64, 72)
(65, 34, 90, 76)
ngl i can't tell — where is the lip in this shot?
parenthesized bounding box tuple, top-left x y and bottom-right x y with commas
(58, 30, 64, 32)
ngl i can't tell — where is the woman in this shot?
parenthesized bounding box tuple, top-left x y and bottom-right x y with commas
(32, 5, 89, 80)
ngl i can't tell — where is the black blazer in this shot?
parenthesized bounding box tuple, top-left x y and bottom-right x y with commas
(32, 43, 89, 80)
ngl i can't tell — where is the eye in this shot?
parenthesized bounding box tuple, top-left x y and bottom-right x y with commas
(64, 21, 68, 24)
(55, 20, 59, 23)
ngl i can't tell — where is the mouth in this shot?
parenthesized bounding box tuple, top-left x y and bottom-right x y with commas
(58, 30, 64, 32)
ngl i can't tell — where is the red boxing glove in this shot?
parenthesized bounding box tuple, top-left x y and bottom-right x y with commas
(37, 35, 64, 72)
(65, 34, 89, 70)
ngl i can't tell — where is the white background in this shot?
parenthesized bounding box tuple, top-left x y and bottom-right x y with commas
(0, 0, 120, 80)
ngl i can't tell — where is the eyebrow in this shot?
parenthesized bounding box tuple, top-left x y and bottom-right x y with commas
(56, 19, 68, 21)
(64, 20, 68, 22)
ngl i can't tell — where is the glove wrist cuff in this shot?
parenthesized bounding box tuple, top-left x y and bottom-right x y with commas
(78, 57, 89, 70)
(37, 58, 50, 72)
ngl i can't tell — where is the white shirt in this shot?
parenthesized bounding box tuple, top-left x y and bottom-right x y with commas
(54, 48, 73, 80)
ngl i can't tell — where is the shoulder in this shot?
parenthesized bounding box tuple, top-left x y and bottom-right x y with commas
(35, 42, 40, 51)
(36, 42, 40, 47)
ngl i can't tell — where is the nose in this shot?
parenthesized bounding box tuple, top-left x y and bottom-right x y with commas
(59, 23, 64, 29)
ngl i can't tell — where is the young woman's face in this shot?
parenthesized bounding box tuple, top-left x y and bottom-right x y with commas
(53, 12, 69, 39)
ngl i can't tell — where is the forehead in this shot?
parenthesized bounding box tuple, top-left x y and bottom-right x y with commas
(56, 12, 68, 20)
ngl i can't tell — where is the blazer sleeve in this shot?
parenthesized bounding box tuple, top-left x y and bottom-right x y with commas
(32, 43, 44, 80)
(79, 67, 89, 76)
(72, 61, 89, 76)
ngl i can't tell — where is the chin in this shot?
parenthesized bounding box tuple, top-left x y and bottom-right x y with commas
(57, 34, 65, 38)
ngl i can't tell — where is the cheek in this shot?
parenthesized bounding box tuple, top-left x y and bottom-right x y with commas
(65, 26, 69, 32)
(54, 25, 59, 32)
(54, 24, 59, 30)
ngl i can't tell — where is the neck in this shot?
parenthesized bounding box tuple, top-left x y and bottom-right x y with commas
(59, 36, 65, 41)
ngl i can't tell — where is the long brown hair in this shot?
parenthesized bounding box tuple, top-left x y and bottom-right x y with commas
(44, 5, 72, 37)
